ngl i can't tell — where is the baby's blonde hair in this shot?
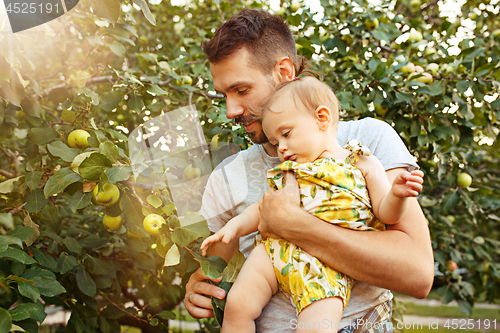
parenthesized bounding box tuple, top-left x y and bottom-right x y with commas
(262, 76, 340, 128)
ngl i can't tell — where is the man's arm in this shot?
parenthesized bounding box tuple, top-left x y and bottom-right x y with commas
(258, 167, 434, 298)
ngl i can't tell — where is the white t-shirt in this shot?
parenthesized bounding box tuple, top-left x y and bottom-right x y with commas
(200, 117, 418, 332)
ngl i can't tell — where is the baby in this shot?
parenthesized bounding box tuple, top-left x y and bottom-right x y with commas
(201, 76, 424, 332)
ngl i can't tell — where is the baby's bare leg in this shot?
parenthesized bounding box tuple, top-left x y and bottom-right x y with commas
(296, 297, 343, 333)
(222, 243, 279, 333)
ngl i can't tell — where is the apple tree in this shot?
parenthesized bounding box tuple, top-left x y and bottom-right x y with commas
(0, 0, 499, 332)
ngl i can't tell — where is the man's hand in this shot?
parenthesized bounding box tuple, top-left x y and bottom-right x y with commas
(258, 171, 300, 239)
(391, 170, 424, 197)
(185, 268, 226, 319)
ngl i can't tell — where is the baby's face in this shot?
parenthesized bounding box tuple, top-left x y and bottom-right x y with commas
(262, 94, 326, 163)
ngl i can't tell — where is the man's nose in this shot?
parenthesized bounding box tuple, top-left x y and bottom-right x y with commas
(225, 97, 244, 119)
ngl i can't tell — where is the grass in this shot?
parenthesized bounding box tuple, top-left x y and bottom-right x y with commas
(402, 302, 500, 320)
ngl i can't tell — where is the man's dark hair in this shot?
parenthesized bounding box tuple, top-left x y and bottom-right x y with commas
(202, 9, 307, 76)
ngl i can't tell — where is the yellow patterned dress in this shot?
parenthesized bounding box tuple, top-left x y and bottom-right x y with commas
(263, 140, 386, 314)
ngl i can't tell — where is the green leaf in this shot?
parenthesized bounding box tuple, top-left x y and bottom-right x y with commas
(105, 166, 132, 183)
(31, 249, 57, 270)
(441, 189, 461, 212)
(89, 0, 120, 23)
(61, 109, 77, 122)
(56, 253, 78, 274)
(8, 303, 38, 321)
(76, 266, 97, 297)
(456, 80, 470, 94)
(457, 300, 472, 316)
(0, 248, 37, 264)
(99, 91, 123, 111)
(222, 250, 245, 283)
(78, 153, 112, 181)
(28, 127, 58, 145)
(171, 222, 211, 248)
(68, 191, 93, 213)
(163, 244, 180, 267)
(18, 282, 40, 302)
(7, 226, 35, 243)
(352, 95, 368, 113)
(63, 237, 82, 254)
(47, 141, 80, 162)
(25, 188, 48, 213)
(427, 81, 443, 96)
(0, 308, 12, 333)
(192, 253, 227, 280)
(44, 168, 82, 198)
(128, 94, 144, 112)
(147, 84, 168, 96)
(21, 95, 42, 118)
(0, 236, 23, 248)
(0, 213, 14, 230)
(0, 176, 23, 194)
(373, 63, 386, 80)
(109, 42, 125, 57)
(147, 194, 162, 209)
(32, 276, 66, 297)
(99, 142, 119, 163)
(156, 310, 175, 320)
(121, 191, 144, 225)
(25, 171, 42, 191)
(84, 256, 109, 275)
(132, 0, 156, 26)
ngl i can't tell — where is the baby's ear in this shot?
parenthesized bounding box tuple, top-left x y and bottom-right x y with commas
(315, 106, 331, 130)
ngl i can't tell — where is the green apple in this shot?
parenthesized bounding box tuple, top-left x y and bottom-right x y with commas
(93, 183, 120, 206)
(408, 72, 433, 84)
(174, 22, 185, 35)
(374, 104, 389, 116)
(469, 12, 478, 20)
(425, 47, 437, 56)
(364, 18, 379, 31)
(143, 213, 166, 236)
(275, 7, 286, 15)
(183, 75, 193, 86)
(426, 63, 439, 75)
(401, 62, 416, 74)
(457, 172, 472, 188)
(211, 134, 221, 150)
(290, 0, 301, 12)
(493, 29, 500, 37)
(408, 30, 423, 42)
(103, 215, 123, 231)
(341, 34, 354, 46)
(183, 165, 201, 180)
(446, 215, 456, 223)
(68, 129, 91, 149)
(442, 64, 455, 74)
(410, 0, 422, 12)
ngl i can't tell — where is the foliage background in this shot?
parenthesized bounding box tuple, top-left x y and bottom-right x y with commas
(0, 0, 499, 332)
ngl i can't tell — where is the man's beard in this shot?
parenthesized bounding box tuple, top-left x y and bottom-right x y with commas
(235, 113, 268, 144)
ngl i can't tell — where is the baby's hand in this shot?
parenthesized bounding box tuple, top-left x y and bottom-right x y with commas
(392, 170, 424, 197)
(200, 226, 237, 256)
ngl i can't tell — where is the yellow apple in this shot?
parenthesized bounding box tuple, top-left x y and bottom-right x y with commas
(446, 260, 458, 272)
(143, 213, 166, 236)
(408, 72, 433, 84)
(290, 0, 301, 12)
(408, 30, 423, 42)
(425, 47, 436, 56)
(68, 129, 91, 149)
(275, 7, 286, 15)
(374, 104, 389, 116)
(103, 215, 123, 231)
(364, 18, 379, 31)
(341, 34, 354, 46)
(401, 62, 416, 74)
(457, 172, 472, 188)
(414, 65, 424, 73)
(183, 165, 201, 180)
(183, 75, 193, 86)
(426, 63, 439, 75)
(211, 134, 221, 150)
(93, 183, 120, 206)
(410, 0, 422, 12)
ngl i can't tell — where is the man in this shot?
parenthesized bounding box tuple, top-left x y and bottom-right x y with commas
(185, 8, 434, 332)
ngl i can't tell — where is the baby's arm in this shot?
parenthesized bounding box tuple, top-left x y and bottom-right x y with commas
(200, 203, 260, 256)
(356, 155, 424, 225)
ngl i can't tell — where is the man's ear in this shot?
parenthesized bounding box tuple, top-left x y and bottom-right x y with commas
(272, 57, 295, 83)
(315, 106, 331, 130)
